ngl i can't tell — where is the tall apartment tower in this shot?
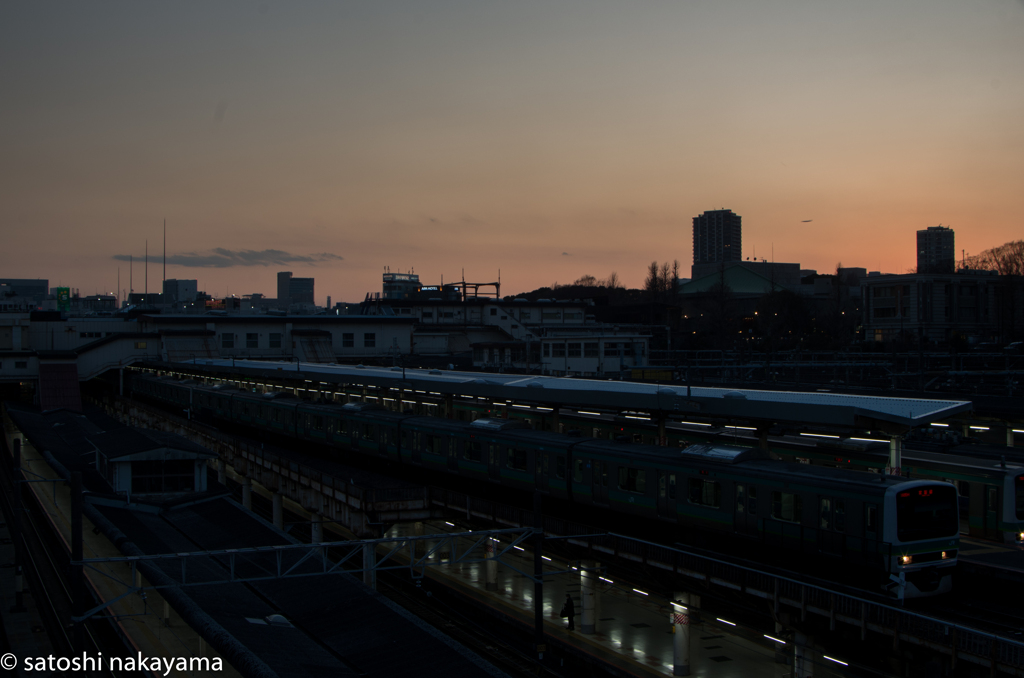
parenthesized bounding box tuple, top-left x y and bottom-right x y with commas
(692, 209, 742, 268)
(916, 226, 955, 274)
(277, 271, 292, 306)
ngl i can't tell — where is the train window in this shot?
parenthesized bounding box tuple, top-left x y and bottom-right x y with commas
(667, 474, 676, 499)
(834, 500, 845, 532)
(600, 462, 608, 487)
(820, 498, 831, 530)
(466, 441, 483, 462)
(314, 416, 324, 432)
(555, 455, 566, 480)
(619, 467, 646, 494)
(748, 487, 757, 514)
(508, 449, 528, 470)
(736, 485, 745, 513)
(425, 435, 442, 455)
(987, 487, 998, 512)
(448, 438, 456, 458)
(688, 479, 720, 507)
(573, 459, 584, 483)
(865, 504, 877, 538)
(896, 486, 957, 541)
(542, 454, 549, 476)
(363, 424, 374, 441)
(771, 492, 802, 523)
(1016, 476, 1024, 520)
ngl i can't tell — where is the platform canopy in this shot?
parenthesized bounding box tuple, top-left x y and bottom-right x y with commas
(165, 359, 973, 431)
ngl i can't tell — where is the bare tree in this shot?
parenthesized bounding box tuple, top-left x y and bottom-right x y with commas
(644, 261, 660, 296)
(605, 271, 621, 289)
(573, 274, 598, 287)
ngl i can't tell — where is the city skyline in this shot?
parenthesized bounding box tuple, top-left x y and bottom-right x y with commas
(2, 1, 1022, 304)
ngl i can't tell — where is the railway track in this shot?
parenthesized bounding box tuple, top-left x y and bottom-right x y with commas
(0, 437, 134, 675)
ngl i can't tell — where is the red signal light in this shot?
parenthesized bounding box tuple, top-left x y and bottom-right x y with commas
(899, 492, 910, 497)
(917, 489, 933, 497)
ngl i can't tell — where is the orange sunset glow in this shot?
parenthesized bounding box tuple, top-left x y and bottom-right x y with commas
(2, 1, 1022, 303)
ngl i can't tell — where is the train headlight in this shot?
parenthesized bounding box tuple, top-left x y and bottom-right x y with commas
(1018, 532, 1024, 542)
(900, 555, 913, 565)
(940, 551, 949, 560)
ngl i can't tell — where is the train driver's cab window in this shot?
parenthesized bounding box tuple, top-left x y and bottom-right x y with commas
(865, 504, 878, 539)
(820, 498, 831, 529)
(688, 478, 720, 507)
(573, 459, 584, 483)
(618, 467, 646, 494)
(555, 455, 566, 479)
(771, 491, 802, 523)
(508, 448, 528, 471)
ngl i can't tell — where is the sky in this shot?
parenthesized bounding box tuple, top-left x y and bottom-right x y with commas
(2, 1, 1022, 304)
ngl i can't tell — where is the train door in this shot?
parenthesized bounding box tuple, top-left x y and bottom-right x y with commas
(985, 485, 1000, 540)
(734, 485, 759, 536)
(488, 443, 500, 481)
(817, 497, 845, 556)
(448, 436, 458, 471)
(535, 449, 549, 492)
(593, 460, 609, 505)
(657, 471, 676, 520)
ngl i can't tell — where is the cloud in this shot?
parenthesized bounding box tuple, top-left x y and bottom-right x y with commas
(113, 249, 343, 268)
(562, 252, 570, 256)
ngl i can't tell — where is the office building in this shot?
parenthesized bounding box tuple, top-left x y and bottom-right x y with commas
(692, 209, 742, 276)
(917, 226, 955, 274)
(290, 277, 314, 305)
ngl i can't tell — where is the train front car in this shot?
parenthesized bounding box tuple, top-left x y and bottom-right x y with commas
(884, 480, 960, 598)
(1014, 472, 1024, 544)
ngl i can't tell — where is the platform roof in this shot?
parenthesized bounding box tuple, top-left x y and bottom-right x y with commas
(165, 359, 973, 431)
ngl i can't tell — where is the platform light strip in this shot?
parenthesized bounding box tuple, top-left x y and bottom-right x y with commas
(824, 656, 848, 666)
(632, 589, 648, 596)
(624, 415, 650, 421)
(1014, 429, 1024, 434)
(444, 522, 454, 527)
(513, 546, 525, 551)
(578, 411, 601, 416)
(850, 437, 888, 443)
(930, 423, 949, 427)
(599, 577, 614, 584)
(536, 407, 553, 412)
(511, 404, 532, 409)
(724, 425, 756, 430)
(542, 556, 552, 561)
(800, 433, 840, 439)
(680, 421, 713, 427)
(970, 426, 990, 431)
(716, 618, 736, 626)
(764, 635, 786, 645)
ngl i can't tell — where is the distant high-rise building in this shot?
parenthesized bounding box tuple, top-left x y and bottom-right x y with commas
(917, 226, 955, 274)
(277, 272, 292, 306)
(289, 277, 315, 306)
(692, 209, 742, 272)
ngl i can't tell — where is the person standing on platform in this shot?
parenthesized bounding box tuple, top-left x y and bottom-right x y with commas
(561, 593, 575, 631)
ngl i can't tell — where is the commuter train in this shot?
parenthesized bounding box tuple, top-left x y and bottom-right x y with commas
(431, 394, 1024, 546)
(132, 373, 963, 598)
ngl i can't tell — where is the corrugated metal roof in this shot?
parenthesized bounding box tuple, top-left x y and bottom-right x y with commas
(177, 359, 972, 429)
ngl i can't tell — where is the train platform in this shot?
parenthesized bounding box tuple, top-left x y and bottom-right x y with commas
(384, 520, 816, 678)
(957, 536, 1024, 577)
